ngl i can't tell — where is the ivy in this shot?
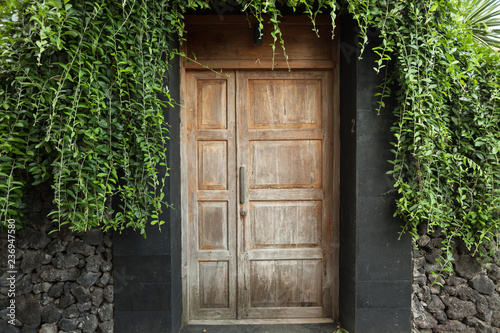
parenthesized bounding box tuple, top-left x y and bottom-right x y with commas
(0, 0, 204, 233)
(0, 0, 499, 267)
(348, 0, 500, 267)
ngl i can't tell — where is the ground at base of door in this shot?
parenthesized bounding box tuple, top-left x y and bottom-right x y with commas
(180, 323, 341, 333)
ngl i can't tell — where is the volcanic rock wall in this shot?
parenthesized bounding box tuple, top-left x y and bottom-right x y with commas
(0, 184, 113, 333)
(412, 229, 500, 332)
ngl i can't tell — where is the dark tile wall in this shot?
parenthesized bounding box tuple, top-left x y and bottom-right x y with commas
(339, 16, 412, 333)
(338, 14, 359, 331)
(167, 51, 184, 333)
(113, 224, 173, 332)
(113, 52, 182, 333)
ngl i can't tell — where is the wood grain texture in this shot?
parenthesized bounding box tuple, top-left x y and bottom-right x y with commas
(249, 140, 322, 189)
(198, 141, 228, 190)
(198, 201, 228, 250)
(199, 261, 230, 308)
(186, 71, 237, 320)
(248, 79, 321, 129)
(250, 201, 321, 248)
(184, 16, 335, 70)
(237, 71, 334, 320)
(249, 260, 322, 308)
(197, 79, 227, 129)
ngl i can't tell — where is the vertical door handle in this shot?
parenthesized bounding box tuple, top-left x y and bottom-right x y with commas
(240, 165, 245, 204)
(240, 166, 246, 216)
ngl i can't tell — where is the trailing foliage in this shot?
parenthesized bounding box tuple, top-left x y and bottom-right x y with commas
(348, 0, 500, 265)
(0, 0, 499, 266)
(0, 0, 207, 233)
(0, 0, 337, 233)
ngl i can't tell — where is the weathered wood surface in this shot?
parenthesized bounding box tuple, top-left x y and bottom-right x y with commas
(237, 71, 334, 319)
(184, 16, 335, 69)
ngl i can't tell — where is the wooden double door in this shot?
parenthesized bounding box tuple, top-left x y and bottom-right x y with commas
(184, 69, 336, 322)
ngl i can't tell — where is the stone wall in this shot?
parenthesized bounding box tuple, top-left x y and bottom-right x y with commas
(0, 183, 113, 333)
(412, 228, 500, 332)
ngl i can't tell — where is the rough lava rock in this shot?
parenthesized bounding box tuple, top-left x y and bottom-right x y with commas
(413, 230, 500, 332)
(469, 275, 496, 295)
(0, 212, 113, 332)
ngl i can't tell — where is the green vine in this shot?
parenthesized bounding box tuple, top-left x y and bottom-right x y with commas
(0, 0, 204, 234)
(1, 0, 499, 267)
(350, 0, 500, 267)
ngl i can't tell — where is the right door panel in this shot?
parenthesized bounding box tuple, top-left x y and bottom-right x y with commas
(237, 71, 335, 320)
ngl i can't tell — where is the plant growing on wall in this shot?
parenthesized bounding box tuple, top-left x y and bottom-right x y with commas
(0, 0, 499, 267)
(0, 0, 198, 233)
(351, 0, 500, 268)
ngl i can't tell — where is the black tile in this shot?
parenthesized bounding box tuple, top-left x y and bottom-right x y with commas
(114, 283, 170, 311)
(113, 222, 171, 256)
(356, 197, 402, 232)
(356, 281, 411, 309)
(114, 255, 170, 284)
(355, 197, 412, 281)
(356, 109, 394, 143)
(356, 170, 396, 199)
(356, 248, 411, 282)
(114, 310, 172, 333)
(356, 136, 394, 170)
(356, 85, 380, 111)
(357, 167, 396, 198)
(355, 109, 398, 198)
(356, 308, 412, 333)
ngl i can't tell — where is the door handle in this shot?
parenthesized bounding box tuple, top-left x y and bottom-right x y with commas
(240, 165, 245, 204)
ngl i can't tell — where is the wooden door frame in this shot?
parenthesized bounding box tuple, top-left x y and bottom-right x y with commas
(180, 15, 340, 325)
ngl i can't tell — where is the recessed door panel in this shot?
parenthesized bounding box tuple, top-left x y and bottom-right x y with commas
(197, 79, 228, 129)
(198, 201, 228, 250)
(199, 261, 230, 308)
(249, 140, 322, 189)
(248, 79, 322, 129)
(250, 201, 321, 248)
(249, 260, 322, 307)
(198, 141, 228, 190)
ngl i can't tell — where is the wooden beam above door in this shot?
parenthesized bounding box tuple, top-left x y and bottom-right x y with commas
(183, 15, 337, 70)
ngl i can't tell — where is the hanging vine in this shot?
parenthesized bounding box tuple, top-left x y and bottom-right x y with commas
(0, 0, 202, 234)
(0, 0, 499, 267)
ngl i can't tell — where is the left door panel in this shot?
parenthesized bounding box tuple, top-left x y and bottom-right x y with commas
(185, 71, 237, 320)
